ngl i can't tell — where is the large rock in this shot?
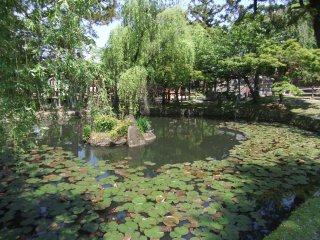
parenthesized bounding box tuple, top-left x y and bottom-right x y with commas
(88, 132, 112, 147)
(127, 114, 136, 125)
(113, 137, 127, 146)
(143, 131, 156, 143)
(127, 125, 146, 147)
(88, 133, 127, 147)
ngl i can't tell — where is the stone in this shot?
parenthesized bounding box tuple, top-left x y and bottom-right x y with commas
(113, 137, 127, 146)
(127, 114, 136, 125)
(88, 132, 112, 147)
(127, 125, 146, 147)
(143, 131, 156, 143)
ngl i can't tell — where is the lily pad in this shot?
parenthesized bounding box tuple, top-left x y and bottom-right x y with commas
(144, 226, 164, 239)
(163, 215, 179, 227)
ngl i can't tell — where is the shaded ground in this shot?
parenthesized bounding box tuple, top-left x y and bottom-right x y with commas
(279, 97, 320, 119)
(253, 96, 320, 119)
(150, 96, 320, 133)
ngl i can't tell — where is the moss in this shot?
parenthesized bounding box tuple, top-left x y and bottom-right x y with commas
(265, 197, 320, 240)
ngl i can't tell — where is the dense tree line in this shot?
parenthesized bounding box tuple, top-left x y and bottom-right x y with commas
(99, 0, 319, 111)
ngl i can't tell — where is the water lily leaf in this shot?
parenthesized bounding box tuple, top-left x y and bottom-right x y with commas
(59, 228, 78, 240)
(144, 161, 156, 166)
(138, 217, 157, 229)
(99, 221, 119, 233)
(155, 195, 166, 203)
(144, 226, 164, 239)
(118, 221, 138, 233)
(103, 231, 124, 240)
(82, 222, 99, 233)
(132, 196, 147, 205)
(163, 215, 179, 227)
(170, 226, 189, 238)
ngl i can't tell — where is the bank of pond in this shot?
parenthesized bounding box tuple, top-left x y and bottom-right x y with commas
(1, 117, 320, 240)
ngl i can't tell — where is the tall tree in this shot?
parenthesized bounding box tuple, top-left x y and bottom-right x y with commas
(0, 0, 117, 152)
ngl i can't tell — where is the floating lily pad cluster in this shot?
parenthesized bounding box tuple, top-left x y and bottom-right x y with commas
(1, 122, 320, 239)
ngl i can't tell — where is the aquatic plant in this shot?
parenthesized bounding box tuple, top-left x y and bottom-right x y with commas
(136, 116, 151, 133)
(1, 122, 320, 239)
(82, 125, 91, 141)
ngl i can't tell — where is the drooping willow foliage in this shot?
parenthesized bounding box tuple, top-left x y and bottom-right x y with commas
(118, 66, 148, 115)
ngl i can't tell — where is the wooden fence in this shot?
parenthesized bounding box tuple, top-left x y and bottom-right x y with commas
(299, 87, 320, 98)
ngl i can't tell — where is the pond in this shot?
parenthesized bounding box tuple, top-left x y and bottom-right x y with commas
(36, 117, 245, 167)
(1, 118, 320, 240)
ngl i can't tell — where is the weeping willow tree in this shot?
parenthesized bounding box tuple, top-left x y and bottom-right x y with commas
(118, 66, 148, 116)
(103, 27, 129, 113)
(155, 8, 195, 103)
(103, 0, 190, 114)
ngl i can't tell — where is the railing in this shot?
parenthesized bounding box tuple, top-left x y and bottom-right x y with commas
(299, 87, 320, 98)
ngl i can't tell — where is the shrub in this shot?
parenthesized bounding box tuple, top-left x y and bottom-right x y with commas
(83, 125, 91, 141)
(136, 116, 151, 133)
(109, 121, 130, 139)
(93, 115, 117, 132)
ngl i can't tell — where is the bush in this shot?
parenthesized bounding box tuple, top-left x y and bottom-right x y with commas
(93, 115, 117, 132)
(136, 116, 151, 133)
(109, 121, 130, 139)
(83, 125, 91, 141)
(92, 114, 130, 139)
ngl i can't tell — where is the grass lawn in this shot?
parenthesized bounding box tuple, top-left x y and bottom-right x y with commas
(265, 197, 320, 240)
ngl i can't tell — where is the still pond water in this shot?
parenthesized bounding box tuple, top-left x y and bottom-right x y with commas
(3, 117, 319, 240)
(36, 117, 245, 167)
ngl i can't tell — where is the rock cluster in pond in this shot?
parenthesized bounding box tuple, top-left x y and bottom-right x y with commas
(87, 133, 127, 147)
(127, 115, 156, 147)
(88, 115, 156, 148)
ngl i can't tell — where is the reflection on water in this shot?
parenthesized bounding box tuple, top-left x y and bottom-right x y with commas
(36, 117, 245, 167)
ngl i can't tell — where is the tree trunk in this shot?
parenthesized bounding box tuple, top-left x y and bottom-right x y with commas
(175, 88, 179, 103)
(310, 0, 320, 48)
(279, 94, 283, 104)
(253, 72, 260, 102)
(112, 86, 119, 114)
(162, 89, 166, 105)
(188, 81, 191, 101)
(226, 78, 230, 99)
(253, 0, 258, 14)
(142, 89, 150, 115)
(244, 76, 254, 97)
(238, 79, 241, 99)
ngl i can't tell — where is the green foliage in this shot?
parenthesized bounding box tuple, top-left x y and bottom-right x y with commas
(273, 81, 303, 96)
(92, 115, 130, 139)
(118, 66, 148, 114)
(93, 115, 118, 132)
(136, 117, 151, 133)
(109, 121, 130, 139)
(155, 8, 195, 88)
(82, 125, 92, 141)
(0, 0, 117, 154)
